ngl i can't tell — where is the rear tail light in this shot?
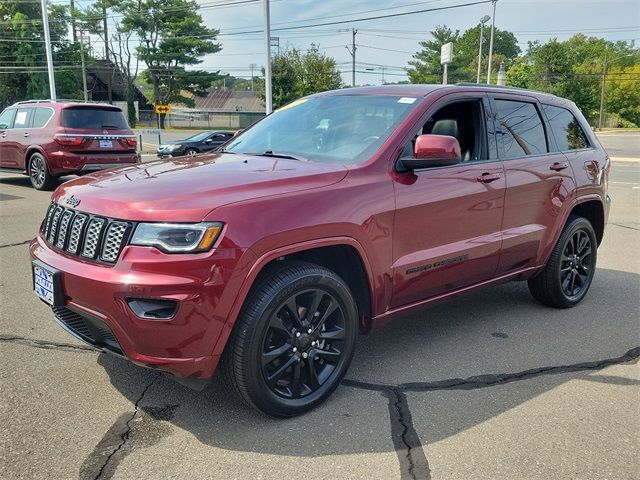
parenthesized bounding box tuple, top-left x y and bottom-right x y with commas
(53, 134, 84, 146)
(126, 137, 137, 149)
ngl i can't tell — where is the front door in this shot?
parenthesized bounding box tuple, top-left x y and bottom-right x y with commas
(391, 95, 505, 307)
(2, 107, 32, 168)
(0, 108, 16, 166)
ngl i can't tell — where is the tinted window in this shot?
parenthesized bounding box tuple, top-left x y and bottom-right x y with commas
(60, 107, 128, 130)
(0, 109, 16, 129)
(32, 107, 54, 128)
(225, 95, 419, 164)
(14, 108, 32, 128)
(542, 104, 590, 151)
(494, 100, 547, 158)
(186, 132, 211, 142)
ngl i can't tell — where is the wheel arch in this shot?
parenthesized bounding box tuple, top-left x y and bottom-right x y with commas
(212, 237, 376, 358)
(24, 146, 48, 173)
(568, 198, 605, 246)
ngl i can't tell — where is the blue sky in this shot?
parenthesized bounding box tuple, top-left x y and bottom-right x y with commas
(194, 0, 639, 84)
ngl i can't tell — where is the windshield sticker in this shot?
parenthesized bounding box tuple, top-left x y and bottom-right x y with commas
(398, 97, 417, 104)
(276, 98, 308, 112)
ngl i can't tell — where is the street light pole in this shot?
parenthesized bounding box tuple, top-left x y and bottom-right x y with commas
(477, 15, 490, 83)
(486, 0, 497, 84)
(41, 0, 56, 100)
(263, 0, 272, 114)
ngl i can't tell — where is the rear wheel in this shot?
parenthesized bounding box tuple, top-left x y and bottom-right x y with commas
(528, 215, 597, 308)
(222, 261, 358, 417)
(28, 153, 56, 191)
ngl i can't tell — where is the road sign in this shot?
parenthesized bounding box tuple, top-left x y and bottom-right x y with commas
(440, 42, 453, 65)
(155, 104, 171, 114)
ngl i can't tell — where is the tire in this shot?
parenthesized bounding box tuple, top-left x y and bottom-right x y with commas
(222, 261, 358, 417)
(184, 148, 198, 157)
(528, 215, 598, 308)
(28, 152, 56, 191)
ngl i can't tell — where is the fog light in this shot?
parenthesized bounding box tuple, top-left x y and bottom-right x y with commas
(127, 298, 178, 320)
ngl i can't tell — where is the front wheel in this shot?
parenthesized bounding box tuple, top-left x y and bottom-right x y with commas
(184, 148, 198, 157)
(222, 261, 358, 417)
(528, 215, 597, 308)
(29, 153, 56, 190)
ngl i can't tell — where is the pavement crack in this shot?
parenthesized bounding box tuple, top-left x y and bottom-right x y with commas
(610, 222, 640, 232)
(0, 334, 97, 353)
(88, 373, 161, 480)
(386, 389, 431, 480)
(0, 239, 32, 248)
(342, 346, 639, 393)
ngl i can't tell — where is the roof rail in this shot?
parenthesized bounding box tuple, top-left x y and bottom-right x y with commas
(15, 99, 108, 105)
(454, 83, 556, 96)
(15, 99, 53, 104)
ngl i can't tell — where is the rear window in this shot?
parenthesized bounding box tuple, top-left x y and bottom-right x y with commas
(542, 104, 591, 151)
(494, 99, 548, 158)
(61, 107, 128, 130)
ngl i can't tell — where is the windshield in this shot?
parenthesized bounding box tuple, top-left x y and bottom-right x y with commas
(61, 107, 129, 130)
(225, 95, 420, 164)
(185, 132, 212, 142)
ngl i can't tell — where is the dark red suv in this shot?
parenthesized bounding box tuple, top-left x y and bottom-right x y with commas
(0, 100, 140, 190)
(30, 85, 610, 416)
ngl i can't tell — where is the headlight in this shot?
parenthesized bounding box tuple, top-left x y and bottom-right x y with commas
(169, 144, 182, 151)
(131, 222, 223, 253)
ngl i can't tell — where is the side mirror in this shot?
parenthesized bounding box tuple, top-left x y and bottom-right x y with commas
(401, 134, 462, 170)
(204, 138, 213, 144)
(0, 124, 8, 129)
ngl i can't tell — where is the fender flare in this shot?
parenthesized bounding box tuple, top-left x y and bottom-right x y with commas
(210, 236, 376, 357)
(539, 193, 606, 268)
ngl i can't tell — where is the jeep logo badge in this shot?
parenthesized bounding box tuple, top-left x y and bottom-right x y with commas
(65, 195, 81, 208)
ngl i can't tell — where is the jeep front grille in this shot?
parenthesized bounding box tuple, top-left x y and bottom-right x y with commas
(43, 202, 132, 263)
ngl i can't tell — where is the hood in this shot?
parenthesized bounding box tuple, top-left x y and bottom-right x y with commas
(52, 153, 348, 222)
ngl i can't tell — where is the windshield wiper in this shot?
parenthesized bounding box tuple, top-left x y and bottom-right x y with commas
(243, 151, 308, 162)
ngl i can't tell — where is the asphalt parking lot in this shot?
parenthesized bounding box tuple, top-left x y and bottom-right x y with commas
(1, 133, 638, 480)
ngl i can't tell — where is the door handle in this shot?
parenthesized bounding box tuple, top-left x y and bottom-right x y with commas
(477, 172, 502, 183)
(0, 133, 6, 138)
(550, 162, 569, 171)
(23, 132, 30, 137)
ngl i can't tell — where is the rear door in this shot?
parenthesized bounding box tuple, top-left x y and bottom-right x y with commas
(490, 95, 576, 275)
(0, 108, 17, 166)
(3, 107, 32, 168)
(390, 94, 505, 307)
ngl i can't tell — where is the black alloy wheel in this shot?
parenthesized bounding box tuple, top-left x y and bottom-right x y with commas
(261, 288, 347, 399)
(222, 261, 358, 417)
(528, 215, 597, 308)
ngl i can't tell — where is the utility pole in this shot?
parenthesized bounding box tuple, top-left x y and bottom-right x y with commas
(79, 30, 88, 101)
(41, 0, 56, 100)
(70, 0, 77, 43)
(346, 29, 357, 87)
(103, 5, 112, 103)
(249, 63, 257, 91)
(598, 52, 608, 130)
(486, 0, 497, 84)
(477, 15, 490, 83)
(263, 0, 272, 114)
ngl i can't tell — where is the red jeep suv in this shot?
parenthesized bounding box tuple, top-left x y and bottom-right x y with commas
(30, 85, 610, 416)
(0, 100, 140, 190)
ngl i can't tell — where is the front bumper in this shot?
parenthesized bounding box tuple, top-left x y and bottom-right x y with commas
(30, 234, 248, 381)
(48, 150, 141, 176)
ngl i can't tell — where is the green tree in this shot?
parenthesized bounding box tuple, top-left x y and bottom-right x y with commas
(407, 24, 520, 84)
(115, 0, 222, 125)
(258, 44, 342, 109)
(0, 1, 81, 106)
(407, 26, 459, 83)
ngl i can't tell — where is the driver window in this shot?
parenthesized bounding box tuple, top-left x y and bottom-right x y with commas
(401, 99, 488, 162)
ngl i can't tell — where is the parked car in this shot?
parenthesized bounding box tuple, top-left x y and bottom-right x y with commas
(0, 100, 140, 190)
(156, 131, 234, 158)
(31, 84, 610, 417)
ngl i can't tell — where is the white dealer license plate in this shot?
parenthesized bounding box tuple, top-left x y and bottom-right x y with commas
(99, 140, 113, 148)
(33, 263, 56, 305)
